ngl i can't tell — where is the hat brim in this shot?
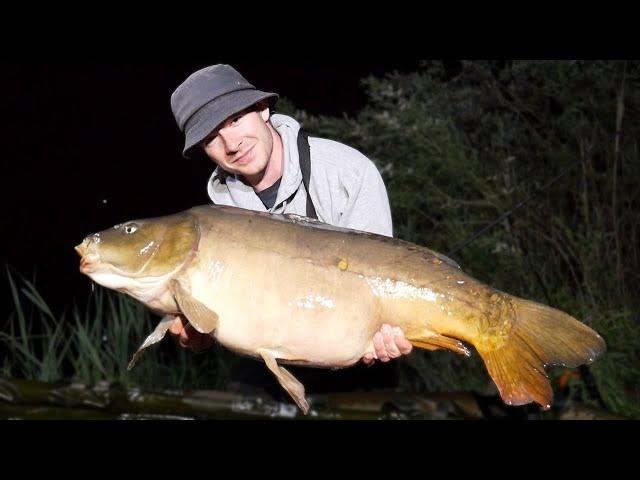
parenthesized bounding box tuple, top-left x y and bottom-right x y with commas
(182, 89, 278, 159)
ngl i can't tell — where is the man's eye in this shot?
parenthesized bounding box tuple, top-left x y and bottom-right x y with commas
(203, 134, 218, 147)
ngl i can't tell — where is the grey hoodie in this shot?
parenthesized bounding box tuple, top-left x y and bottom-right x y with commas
(207, 114, 393, 237)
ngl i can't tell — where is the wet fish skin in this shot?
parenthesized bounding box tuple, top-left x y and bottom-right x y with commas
(76, 204, 606, 414)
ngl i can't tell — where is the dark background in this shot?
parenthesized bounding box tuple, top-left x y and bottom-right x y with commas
(1, 60, 423, 316)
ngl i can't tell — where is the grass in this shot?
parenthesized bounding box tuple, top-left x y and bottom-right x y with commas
(1, 268, 237, 392)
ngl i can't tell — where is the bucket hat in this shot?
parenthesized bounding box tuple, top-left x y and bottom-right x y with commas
(171, 64, 279, 158)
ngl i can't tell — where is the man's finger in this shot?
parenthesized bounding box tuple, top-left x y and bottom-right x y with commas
(168, 316, 184, 335)
(393, 327, 413, 354)
(362, 353, 375, 366)
(373, 331, 389, 362)
(381, 324, 401, 358)
(180, 323, 191, 344)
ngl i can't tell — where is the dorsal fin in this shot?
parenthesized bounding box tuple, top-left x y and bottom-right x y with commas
(427, 249, 461, 269)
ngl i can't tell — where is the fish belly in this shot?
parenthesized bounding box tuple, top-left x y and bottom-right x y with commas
(187, 248, 384, 367)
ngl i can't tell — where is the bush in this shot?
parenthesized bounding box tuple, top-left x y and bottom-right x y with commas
(285, 60, 640, 417)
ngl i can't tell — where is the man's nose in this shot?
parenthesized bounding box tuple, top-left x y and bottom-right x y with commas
(219, 128, 243, 153)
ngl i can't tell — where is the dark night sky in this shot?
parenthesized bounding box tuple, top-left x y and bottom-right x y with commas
(0, 60, 423, 315)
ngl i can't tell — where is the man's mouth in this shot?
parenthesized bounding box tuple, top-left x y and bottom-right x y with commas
(232, 145, 254, 165)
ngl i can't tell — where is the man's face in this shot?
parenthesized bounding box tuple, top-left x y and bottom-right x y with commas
(201, 104, 273, 178)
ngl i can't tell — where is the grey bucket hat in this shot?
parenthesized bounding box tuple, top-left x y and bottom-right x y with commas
(171, 64, 279, 158)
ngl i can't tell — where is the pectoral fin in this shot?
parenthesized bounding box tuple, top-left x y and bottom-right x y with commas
(169, 279, 218, 334)
(258, 348, 310, 415)
(127, 314, 175, 370)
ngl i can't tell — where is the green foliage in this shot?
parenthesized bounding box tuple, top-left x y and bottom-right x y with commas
(297, 60, 640, 417)
(1, 268, 73, 382)
(1, 270, 237, 392)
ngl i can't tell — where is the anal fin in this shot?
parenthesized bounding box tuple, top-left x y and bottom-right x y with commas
(410, 333, 471, 357)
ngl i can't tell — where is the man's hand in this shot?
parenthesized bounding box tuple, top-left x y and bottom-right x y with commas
(168, 316, 215, 353)
(362, 324, 413, 366)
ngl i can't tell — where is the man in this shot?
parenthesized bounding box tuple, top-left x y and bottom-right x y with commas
(168, 64, 411, 370)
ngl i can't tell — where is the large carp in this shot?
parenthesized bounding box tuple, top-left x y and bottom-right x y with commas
(75, 204, 605, 414)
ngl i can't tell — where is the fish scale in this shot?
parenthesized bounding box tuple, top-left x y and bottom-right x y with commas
(76, 204, 606, 415)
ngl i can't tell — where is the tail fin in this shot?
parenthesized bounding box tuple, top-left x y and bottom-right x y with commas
(476, 296, 606, 409)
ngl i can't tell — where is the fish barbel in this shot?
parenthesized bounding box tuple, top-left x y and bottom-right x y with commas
(75, 205, 606, 414)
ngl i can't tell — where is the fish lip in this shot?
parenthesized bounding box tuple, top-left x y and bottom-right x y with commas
(74, 243, 86, 257)
(78, 250, 101, 274)
(79, 257, 98, 273)
(76, 238, 103, 273)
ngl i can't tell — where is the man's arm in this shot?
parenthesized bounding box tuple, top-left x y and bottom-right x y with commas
(337, 160, 393, 237)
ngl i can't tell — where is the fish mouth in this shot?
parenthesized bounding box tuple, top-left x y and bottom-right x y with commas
(75, 242, 100, 274)
(78, 254, 101, 274)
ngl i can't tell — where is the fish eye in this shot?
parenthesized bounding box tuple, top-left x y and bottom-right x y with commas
(123, 223, 138, 234)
